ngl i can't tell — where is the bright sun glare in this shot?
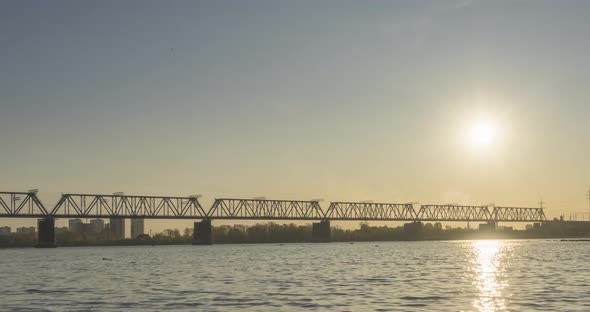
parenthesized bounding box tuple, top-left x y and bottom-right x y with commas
(469, 121, 496, 147)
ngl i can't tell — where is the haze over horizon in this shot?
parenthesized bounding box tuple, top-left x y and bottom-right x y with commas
(2, 0, 590, 231)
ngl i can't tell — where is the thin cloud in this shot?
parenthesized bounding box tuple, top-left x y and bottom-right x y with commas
(452, 0, 473, 9)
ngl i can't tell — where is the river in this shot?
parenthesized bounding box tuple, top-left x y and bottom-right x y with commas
(1, 240, 589, 311)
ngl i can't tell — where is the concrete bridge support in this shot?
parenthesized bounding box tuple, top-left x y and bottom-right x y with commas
(403, 221, 424, 240)
(193, 219, 213, 245)
(312, 220, 331, 242)
(37, 218, 56, 248)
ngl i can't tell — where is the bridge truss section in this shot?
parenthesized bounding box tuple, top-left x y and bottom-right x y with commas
(207, 198, 325, 220)
(50, 193, 207, 219)
(0, 191, 49, 217)
(417, 205, 491, 222)
(324, 202, 417, 221)
(492, 206, 547, 222)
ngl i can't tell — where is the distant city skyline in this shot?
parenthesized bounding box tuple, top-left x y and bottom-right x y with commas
(2, 1, 590, 232)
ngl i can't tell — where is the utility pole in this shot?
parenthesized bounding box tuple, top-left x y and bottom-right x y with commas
(587, 187, 590, 221)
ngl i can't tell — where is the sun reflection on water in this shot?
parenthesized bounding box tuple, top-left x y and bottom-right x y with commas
(470, 240, 511, 312)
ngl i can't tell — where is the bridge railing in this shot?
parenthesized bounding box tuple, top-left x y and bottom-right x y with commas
(207, 198, 325, 220)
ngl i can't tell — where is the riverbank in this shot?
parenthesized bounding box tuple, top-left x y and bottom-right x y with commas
(2, 221, 589, 248)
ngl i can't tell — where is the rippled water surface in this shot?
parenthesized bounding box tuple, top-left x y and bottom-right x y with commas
(1, 240, 589, 311)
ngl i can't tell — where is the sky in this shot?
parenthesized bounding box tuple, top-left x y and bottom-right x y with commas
(1, 0, 590, 231)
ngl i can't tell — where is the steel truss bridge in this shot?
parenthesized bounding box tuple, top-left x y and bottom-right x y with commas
(208, 198, 325, 220)
(0, 191, 547, 223)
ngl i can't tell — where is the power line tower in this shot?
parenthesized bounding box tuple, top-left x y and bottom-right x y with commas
(538, 198, 545, 210)
(538, 197, 547, 219)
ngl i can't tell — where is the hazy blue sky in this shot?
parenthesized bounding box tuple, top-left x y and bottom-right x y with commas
(2, 1, 590, 230)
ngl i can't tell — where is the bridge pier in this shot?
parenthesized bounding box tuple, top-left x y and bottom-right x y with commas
(193, 219, 213, 245)
(403, 221, 424, 240)
(312, 220, 331, 242)
(37, 218, 56, 248)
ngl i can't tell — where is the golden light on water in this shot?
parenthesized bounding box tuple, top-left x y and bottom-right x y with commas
(470, 240, 511, 312)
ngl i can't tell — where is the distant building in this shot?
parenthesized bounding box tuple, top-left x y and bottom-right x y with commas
(478, 223, 496, 232)
(0, 226, 11, 235)
(69, 219, 83, 232)
(55, 227, 68, 234)
(16, 227, 35, 234)
(78, 224, 96, 235)
(68, 219, 104, 234)
(109, 218, 125, 240)
(130, 219, 145, 239)
(89, 219, 105, 233)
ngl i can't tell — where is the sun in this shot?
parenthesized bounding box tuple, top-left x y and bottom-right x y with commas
(468, 120, 495, 147)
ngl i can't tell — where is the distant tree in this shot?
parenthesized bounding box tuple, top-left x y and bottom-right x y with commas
(183, 228, 193, 238)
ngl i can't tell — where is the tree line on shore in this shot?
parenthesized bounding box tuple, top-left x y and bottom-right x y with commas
(1, 220, 587, 248)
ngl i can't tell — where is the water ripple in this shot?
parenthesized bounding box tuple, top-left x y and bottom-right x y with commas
(1, 241, 589, 311)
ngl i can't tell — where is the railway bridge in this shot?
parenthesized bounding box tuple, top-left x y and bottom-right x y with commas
(0, 191, 547, 247)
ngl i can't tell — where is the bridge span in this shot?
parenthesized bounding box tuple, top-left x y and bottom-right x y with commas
(0, 191, 547, 247)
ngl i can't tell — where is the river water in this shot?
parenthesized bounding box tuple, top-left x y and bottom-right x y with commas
(1, 240, 589, 311)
